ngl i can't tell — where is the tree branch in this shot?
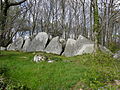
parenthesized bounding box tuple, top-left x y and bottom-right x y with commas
(9, 0, 27, 6)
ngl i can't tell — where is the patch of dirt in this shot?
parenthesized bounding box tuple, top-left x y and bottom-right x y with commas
(70, 81, 87, 90)
(107, 80, 120, 86)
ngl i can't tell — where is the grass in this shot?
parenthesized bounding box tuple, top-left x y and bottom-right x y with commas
(0, 51, 120, 90)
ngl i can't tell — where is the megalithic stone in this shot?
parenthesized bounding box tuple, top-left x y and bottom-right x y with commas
(44, 36, 63, 55)
(27, 32, 49, 52)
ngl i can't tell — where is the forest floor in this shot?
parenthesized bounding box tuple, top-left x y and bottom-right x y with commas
(0, 51, 120, 90)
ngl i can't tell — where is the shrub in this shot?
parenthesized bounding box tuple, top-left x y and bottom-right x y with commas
(0, 65, 30, 90)
(0, 65, 9, 77)
(6, 82, 30, 90)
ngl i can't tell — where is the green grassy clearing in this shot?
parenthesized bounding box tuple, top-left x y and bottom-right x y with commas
(0, 51, 120, 90)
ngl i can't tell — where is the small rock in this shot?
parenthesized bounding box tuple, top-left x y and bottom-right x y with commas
(79, 88, 83, 90)
(33, 54, 47, 62)
(113, 51, 120, 59)
(48, 60, 54, 63)
(99, 45, 113, 55)
(114, 80, 120, 85)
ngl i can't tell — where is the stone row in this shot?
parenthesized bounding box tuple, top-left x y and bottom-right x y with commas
(6, 32, 112, 57)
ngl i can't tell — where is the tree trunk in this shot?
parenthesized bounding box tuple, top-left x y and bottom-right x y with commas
(92, 0, 100, 51)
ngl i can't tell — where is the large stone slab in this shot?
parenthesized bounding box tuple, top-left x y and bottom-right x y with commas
(73, 35, 94, 56)
(63, 35, 112, 57)
(76, 35, 93, 44)
(63, 35, 94, 57)
(44, 36, 62, 55)
(0, 47, 6, 50)
(7, 37, 24, 51)
(75, 44, 94, 55)
(22, 38, 31, 52)
(74, 44, 113, 56)
(74, 35, 94, 54)
(62, 39, 76, 57)
(74, 35, 113, 56)
(7, 44, 14, 50)
(27, 32, 48, 52)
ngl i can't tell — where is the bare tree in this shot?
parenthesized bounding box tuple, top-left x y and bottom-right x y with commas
(0, 0, 27, 47)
